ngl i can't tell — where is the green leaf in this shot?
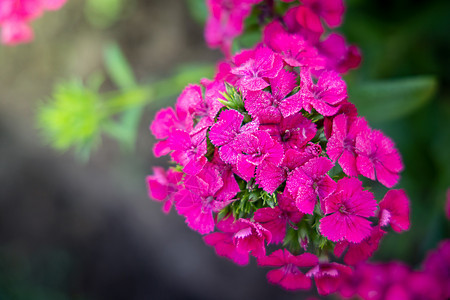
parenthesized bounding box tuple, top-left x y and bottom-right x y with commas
(186, 0, 208, 24)
(348, 76, 438, 122)
(104, 43, 137, 90)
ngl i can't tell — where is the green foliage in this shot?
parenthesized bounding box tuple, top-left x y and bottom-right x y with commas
(348, 76, 438, 122)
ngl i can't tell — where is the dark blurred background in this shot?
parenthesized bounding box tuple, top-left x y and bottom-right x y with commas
(0, 0, 449, 299)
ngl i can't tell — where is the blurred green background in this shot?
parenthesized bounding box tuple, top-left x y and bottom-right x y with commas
(0, 0, 449, 299)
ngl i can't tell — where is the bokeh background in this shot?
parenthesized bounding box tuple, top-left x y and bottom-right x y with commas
(0, 0, 449, 299)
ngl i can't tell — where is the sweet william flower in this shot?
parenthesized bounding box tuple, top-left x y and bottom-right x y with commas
(307, 262, 352, 296)
(257, 249, 318, 290)
(232, 218, 271, 257)
(319, 177, 377, 243)
(356, 128, 404, 188)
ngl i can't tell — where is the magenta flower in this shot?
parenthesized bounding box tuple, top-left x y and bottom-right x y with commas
(327, 114, 369, 177)
(168, 129, 207, 175)
(286, 156, 336, 214)
(299, 69, 347, 117)
(254, 190, 303, 244)
(175, 165, 234, 235)
(146, 167, 183, 214)
(306, 262, 352, 296)
(244, 69, 298, 122)
(319, 177, 377, 243)
(323, 102, 358, 139)
(356, 128, 404, 188)
(232, 218, 272, 257)
(378, 189, 410, 232)
(424, 240, 450, 299)
(234, 130, 284, 182)
(203, 216, 250, 265)
(231, 46, 284, 93)
(334, 226, 386, 265)
(258, 249, 318, 290)
(209, 109, 258, 164)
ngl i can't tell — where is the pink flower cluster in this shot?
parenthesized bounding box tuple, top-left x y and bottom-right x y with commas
(147, 0, 410, 296)
(338, 240, 450, 300)
(0, 0, 66, 45)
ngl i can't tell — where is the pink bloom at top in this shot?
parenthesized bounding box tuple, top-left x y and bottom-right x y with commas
(299, 69, 347, 117)
(205, 0, 262, 57)
(209, 109, 258, 164)
(318, 33, 362, 74)
(150, 107, 191, 157)
(174, 165, 234, 234)
(286, 156, 336, 214)
(244, 69, 298, 122)
(146, 167, 183, 214)
(356, 128, 404, 188)
(260, 113, 317, 151)
(378, 189, 410, 232)
(231, 46, 284, 93)
(319, 177, 377, 243)
(334, 226, 386, 265)
(300, 0, 345, 28)
(168, 129, 207, 175)
(254, 190, 303, 244)
(234, 130, 284, 182)
(306, 262, 352, 296)
(327, 114, 369, 177)
(232, 218, 271, 257)
(282, 6, 322, 43)
(263, 23, 325, 69)
(203, 216, 250, 265)
(257, 249, 318, 290)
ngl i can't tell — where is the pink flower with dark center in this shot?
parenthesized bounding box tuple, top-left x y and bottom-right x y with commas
(327, 114, 369, 177)
(254, 190, 303, 244)
(378, 189, 410, 232)
(356, 128, 404, 188)
(258, 249, 318, 290)
(232, 218, 272, 257)
(334, 226, 386, 265)
(231, 46, 284, 93)
(319, 177, 377, 243)
(306, 262, 352, 296)
(286, 156, 336, 214)
(168, 129, 207, 175)
(318, 33, 362, 73)
(203, 216, 250, 265)
(260, 113, 317, 151)
(244, 69, 298, 122)
(299, 69, 347, 117)
(175, 165, 234, 234)
(146, 167, 183, 214)
(234, 130, 284, 182)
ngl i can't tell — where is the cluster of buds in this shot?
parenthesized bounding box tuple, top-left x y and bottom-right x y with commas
(147, 0, 410, 296)
(0, 0, 66, 45)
